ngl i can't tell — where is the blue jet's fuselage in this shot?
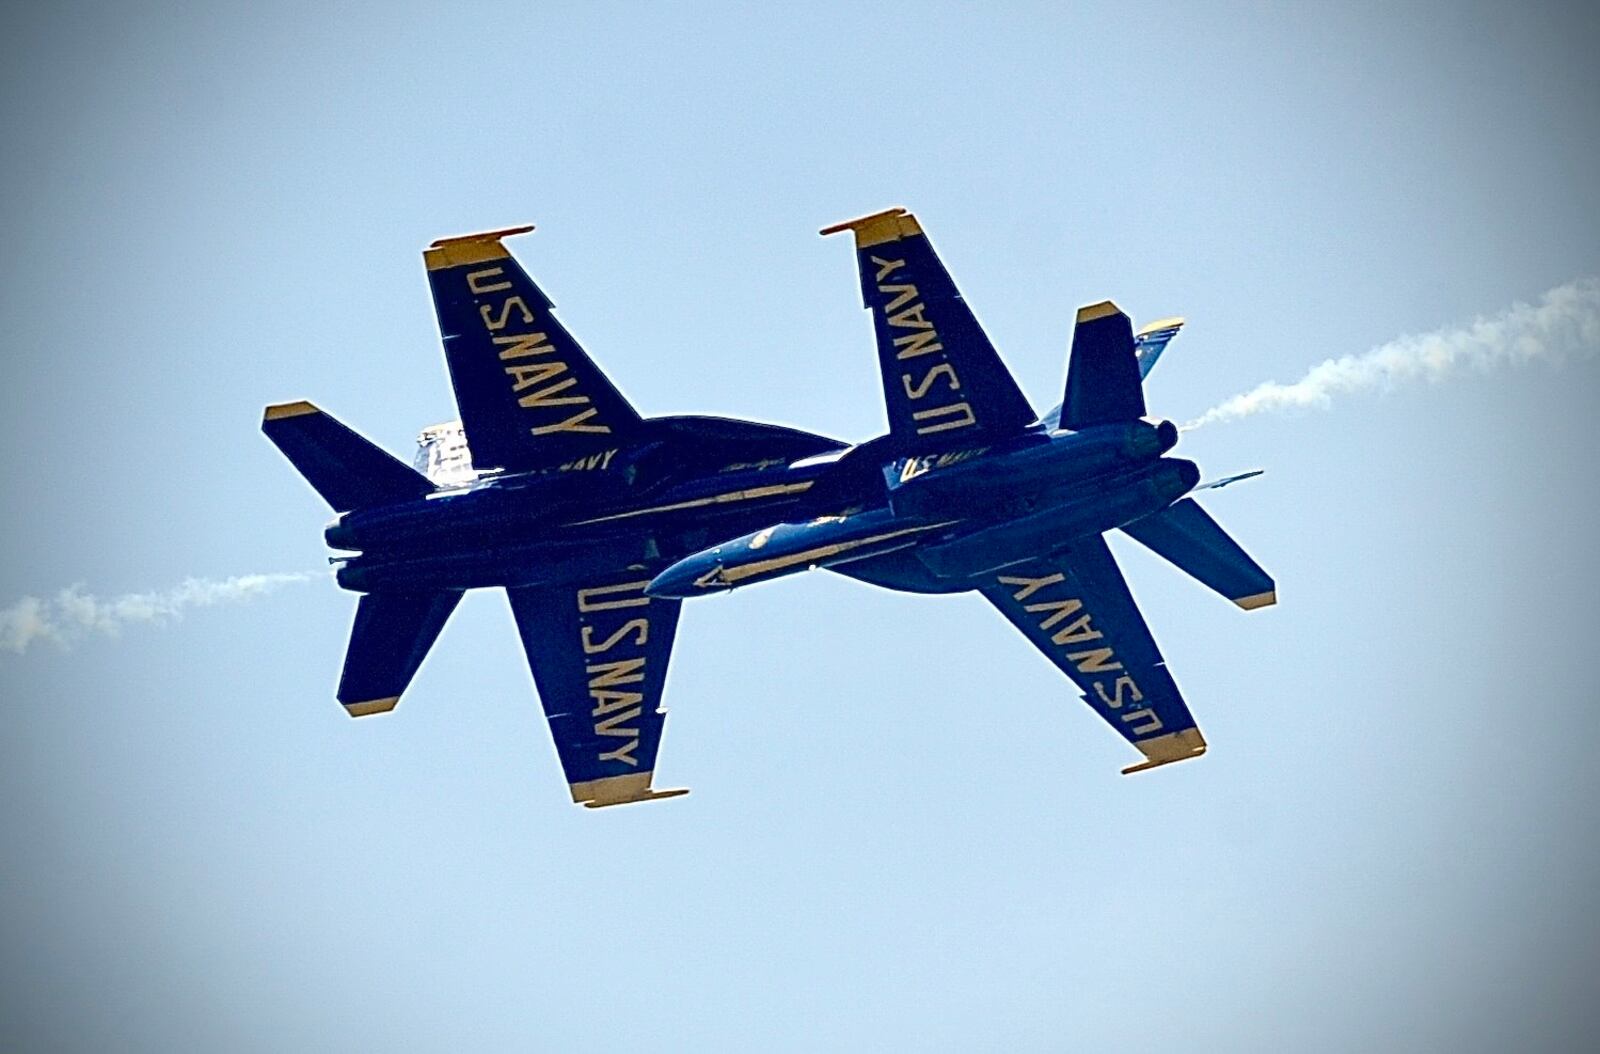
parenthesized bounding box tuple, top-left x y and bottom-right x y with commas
(327, 415, 847, 593)
(647, 414, 1197, 598)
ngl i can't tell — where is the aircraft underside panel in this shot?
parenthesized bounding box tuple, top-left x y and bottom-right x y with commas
(506, 573, 689, 807)
(977, 535, 1207, 774)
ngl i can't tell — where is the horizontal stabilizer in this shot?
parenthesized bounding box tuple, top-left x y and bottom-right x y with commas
(263, 401, 434, 512)
(337, 590, 463, 716)
(1122, 498, 1276, 610)
(1061, 302, 1147, 429)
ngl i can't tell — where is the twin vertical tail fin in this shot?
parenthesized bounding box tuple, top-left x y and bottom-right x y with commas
(1060, 302, 1147, 429)
(262, 401, 434, 512)
(1061, 303, 1272, 608)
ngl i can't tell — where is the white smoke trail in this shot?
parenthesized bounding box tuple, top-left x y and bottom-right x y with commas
(1184, 277, 1600, 430)
(0, 572, 318, 657)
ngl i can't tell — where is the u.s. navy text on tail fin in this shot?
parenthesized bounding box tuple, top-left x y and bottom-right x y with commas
(822, 208, 1035, 448)
(425, 227, 643, 473)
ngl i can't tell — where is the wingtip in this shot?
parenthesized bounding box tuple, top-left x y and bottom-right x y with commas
(581, 788, 691, 809)
(264, 400, 320, 422)
(1136, 316, 1185, 337)
(569, 772, 690, 808)
(1121, 728, 1207, 774)
(343, 696, 400, 717)
(1233, 590, 1277, 611)
(428, 224, 535, 248)
(1077, 300, 1126, 324)
(819, 207, 920, 247)
(424, 225, 534, 270)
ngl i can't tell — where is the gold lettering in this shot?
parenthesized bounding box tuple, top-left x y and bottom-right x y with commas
(517, 377, 589, 408)
(879, 284, 919, 313)
(505, 360, 568, 392)
(480, 296, 534, 332)
(889, 305, 933, 329)
(1050, 614, 1103, 647)
(871, 256, 905, 282)
(998, 572, 1066, 602)
(585, 659, 648, 688)
(892, 329, 944, 359)
(590, 691, 643, 718)
(595, 708, 642, 736)
(1068, 647, 1123, 674)
(494, 332, 554, 360)
(1094, 676, 1144, 710)
(902, 363, 960, 400)
(576, 581, 652, 612)
(581, 619, 650, 655)
(1122, 708, 1163, 736)
(598, 740, 640, 766)
(912, 402, 977, 434)
(467, 267, 512, 294)
(532, 408, 611, 435)
(1025, 597, 1083, 630)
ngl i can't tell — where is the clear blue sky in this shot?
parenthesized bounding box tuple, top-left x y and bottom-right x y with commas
(3, 2, 1598, 1050)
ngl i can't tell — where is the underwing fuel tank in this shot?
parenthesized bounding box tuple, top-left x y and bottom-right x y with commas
(915, 458, 1200, 579)
(645, 507, 960, 597)
(886, 419, 1178, 519)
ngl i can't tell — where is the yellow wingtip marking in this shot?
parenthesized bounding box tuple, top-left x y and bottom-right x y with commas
(820, 207, 921, 248)
(1077, 301, 1125, 324)
(1234, 590, 1277, 611)
(264, 400, 320, 421)
(569, 772, 690, 808)
(424, 225, 533, 271)
(428, 224, 535, 247)
(1121, 728, 1207, 774)
(1136, 316, 1185, 336)
(344, 696, 400, 717)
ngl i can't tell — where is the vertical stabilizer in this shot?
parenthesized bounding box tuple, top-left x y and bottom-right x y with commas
(1061, 302, 1146, 429)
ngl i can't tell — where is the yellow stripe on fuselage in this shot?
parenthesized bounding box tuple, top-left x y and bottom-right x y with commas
(569, 481, 814, 526)
(717, 521, 957, 585)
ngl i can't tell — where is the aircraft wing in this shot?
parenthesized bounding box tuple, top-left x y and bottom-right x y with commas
(821, 208, 1035, 447)
(425, 227, 643, 475)
(506, 574, 689, 807)
(977, 534, 1207, 774)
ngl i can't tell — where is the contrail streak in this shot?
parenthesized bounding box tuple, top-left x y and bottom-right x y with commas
(0, 572, 318, 657)
(1184, 277, 1600, 430)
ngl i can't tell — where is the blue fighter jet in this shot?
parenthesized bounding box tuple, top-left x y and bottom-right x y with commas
(650, 208, 1275, 775)
(263, 226, 847, 807)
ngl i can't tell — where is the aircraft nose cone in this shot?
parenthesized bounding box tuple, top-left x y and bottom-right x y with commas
(647, 550, 728, 598)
